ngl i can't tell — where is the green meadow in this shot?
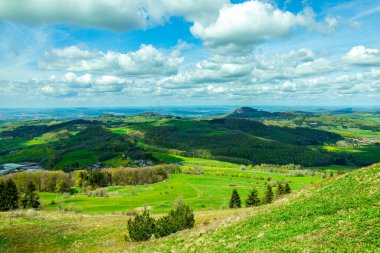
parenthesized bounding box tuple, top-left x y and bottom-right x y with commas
(40, 162, 321, 214)
(31, 153, 324, 215)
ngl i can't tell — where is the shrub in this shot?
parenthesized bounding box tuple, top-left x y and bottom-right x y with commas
(276, 183, 285, 196)
(87, 188, 108, 197)
(181, 166, 203, 175)
(155, 203, 195, 238)
(284, 183, 291, 194)
(127, 209, 156, 242)
(229, 189, 241, 208)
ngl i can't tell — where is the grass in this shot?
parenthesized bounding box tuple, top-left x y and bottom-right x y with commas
(0, 146, 54, 164)
(40, 171, 320, 214)
(52, 150, 101, 170)
(320, 145, 380, 164)
(136, 163, 380, 252)
(0, 164, 378, 252)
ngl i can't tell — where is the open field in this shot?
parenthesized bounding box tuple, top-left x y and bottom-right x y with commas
(39, 166, 322, 214)
(320, 145, 380, 165)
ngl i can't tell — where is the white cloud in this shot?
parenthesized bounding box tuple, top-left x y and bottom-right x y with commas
(40, 44, 183, 76)
(161, 48, 336, 89)
(189, 1, 332, 52)
(343, 46, 380, 66)
(0, 0, 227, 30)
(147, 0, 228, 26)
(0, 0, 146, 30)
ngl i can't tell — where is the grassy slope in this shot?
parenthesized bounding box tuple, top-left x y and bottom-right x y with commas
(136, 163, 380, 252)
(0, 164, 378, 252)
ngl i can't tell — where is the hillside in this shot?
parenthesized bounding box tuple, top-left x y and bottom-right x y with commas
(136, 163, 380, 252)
(0, 164, 378, 252)
(0, 111, 346, 169)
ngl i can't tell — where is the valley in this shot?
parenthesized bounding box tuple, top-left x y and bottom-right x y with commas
(0, 107, 379, 252)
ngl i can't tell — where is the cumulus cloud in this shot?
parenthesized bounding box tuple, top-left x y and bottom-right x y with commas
(190, 1, 335, 52)
(34, 72, 132, 97)
(0, 0, 227, 30)
(343, 46, 380, 66)
(162, 48, 335, 89)
(39, 44, 183, 76)
(0, 0, 147, 30)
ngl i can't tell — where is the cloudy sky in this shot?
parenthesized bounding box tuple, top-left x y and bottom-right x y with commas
(0, 0, 379, 107)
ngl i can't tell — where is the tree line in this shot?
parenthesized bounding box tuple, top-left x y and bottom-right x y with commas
(0, 164, 178, 194)
(229, 183, 291, 208)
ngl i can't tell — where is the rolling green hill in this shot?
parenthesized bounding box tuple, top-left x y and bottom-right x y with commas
(2, 108, 380, 170)
(0, 163, 376, 252)
(136, 163, 380, 252)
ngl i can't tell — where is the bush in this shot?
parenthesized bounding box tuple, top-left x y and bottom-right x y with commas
(284, 183, 291, 194)
(87, 188, 108, 197)
(127, 209, 156, 242)
(127, 203, 195, 242)
(155, 203, 195, 238)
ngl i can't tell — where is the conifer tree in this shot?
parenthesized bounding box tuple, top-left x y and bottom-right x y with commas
(21, 182, 40, 209)
(0, 179, 19, 211)
(245, 188, 260, 207)
(263, 184, 274, 204)
(229, 188, 241, 208)
(284, 183, 291, 194)
(6, 179, 19, 210)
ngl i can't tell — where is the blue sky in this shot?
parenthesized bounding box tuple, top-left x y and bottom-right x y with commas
(0, 0, 379, 107)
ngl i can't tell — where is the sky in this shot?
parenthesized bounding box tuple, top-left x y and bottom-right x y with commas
(0, 0, 379, 108)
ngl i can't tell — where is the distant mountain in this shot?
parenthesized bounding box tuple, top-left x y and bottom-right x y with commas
(331, 108, 354, 114)
(225, 107, 285, 119)
(137, 112, 163, 117)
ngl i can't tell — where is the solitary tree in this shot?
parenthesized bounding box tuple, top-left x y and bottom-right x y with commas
(229, 188, 241, 208)
(284, 183, 291, 194)
(21, 182, 40, 209)
(262, 184, 274, 204)
(0, 179, 19, 211)
(246, 188, 260, 207)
